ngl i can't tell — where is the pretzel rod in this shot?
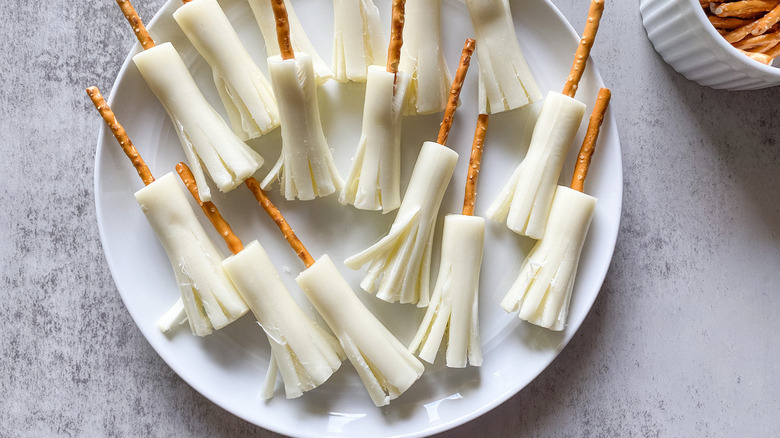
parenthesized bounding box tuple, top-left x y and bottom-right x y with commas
(462, 114, 489, 216)
(386, 0, 406, 73)
(713, 0, 779, 18)
(86, 86, 155, 186)
(571, 88, 611, 193)
(176, 162, 245, 255)
(709, 15, 752, 30)
(436, 38, 476, 146)
(270, 0, 295, 60)
(562, 0, 605, 98)
(752, 4, 780, 34)
(733, 30, 780, 49)
(766, 39, 780, 56)
(116, 0, 155, 50)
(244, 177, 315, 267)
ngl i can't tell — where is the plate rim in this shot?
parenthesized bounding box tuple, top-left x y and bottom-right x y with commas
(92, 0, 623, 436)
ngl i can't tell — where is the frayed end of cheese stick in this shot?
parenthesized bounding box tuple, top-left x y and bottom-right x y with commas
(331, 0, 387, 82)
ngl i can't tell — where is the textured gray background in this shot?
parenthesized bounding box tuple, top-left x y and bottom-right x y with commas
(2, 0, 779, 436)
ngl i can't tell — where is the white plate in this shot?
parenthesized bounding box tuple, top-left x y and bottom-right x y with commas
(94, 0, 622, 436)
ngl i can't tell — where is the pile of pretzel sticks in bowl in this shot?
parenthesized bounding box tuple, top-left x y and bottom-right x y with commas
(701, 0, 780, 64)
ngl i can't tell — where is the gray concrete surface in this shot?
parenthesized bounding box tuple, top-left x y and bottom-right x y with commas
(1, 0, 778, 436)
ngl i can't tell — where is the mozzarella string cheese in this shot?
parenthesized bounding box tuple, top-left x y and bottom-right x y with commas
(346, 39, 475, 306)
(501, 89, 611, 331)
(465, 0, 542, 113)
(174, 0, 280, 140)
(332, 0, 387, 82)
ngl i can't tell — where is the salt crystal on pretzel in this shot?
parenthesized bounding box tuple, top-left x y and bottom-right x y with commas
(332, 0, 387, 82)
(173, 0, 280, 140)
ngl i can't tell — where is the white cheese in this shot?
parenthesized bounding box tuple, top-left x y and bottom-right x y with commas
(465, 0, 542, 113)
(340, 67, 409, 212)
(262, 54, 344, 200)
(133, 43, 264, 202)
(345, 141, 458, 306)
(296, 255, 424, 406)
(409, 214, 483, 367)
(398, 0, 452, 115)
(331, 0, 386, 82)
(134, 173, 249, 336)
(485, 91, 585, 239)
(173, 0, 280, 141)
(222, 240, 344, 399)
(501, 186, 597, 331)
(247, 0, 334, 84)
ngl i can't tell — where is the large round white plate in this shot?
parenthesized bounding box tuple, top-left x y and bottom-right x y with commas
(94, 0, 622, 436)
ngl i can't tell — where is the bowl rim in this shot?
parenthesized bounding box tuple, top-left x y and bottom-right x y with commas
(685, 0, 780, 78)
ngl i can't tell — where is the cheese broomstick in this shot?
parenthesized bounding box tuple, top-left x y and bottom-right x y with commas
(173, 0, 280, 141)
(409, 108, 488, 367)
(339, 0, 410, 212)
(332, 0, 387, 82)
(247, 0, 334, 84)
(243, 180, 424, 406)
(501, 88, 611, 331)
(485, 0, 604, 240)
(399, 0, 453, 115)
(115, 0, 264, 202)
(87, 87, 249, 337)
(345, 39, 476, 307)
(259, 0, 343, 200)
(465, 0, 542, 114)
(174, 163, 344, 400)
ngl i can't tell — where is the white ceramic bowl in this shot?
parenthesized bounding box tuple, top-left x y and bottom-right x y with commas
(640, 0, 780, 90)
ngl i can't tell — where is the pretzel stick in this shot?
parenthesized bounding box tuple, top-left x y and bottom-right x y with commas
(562, 0, 605, 98)
(738, 48, 774, 63)
(724, 20, 761, 42)
(709, 16, 753, 30)
(766, 40, 780, 56)
(86, 86, 155, 186)
(270, 0, 294, 60)
(386, 0, 406, 74)
(176, 163, 244, 255)
(436, 38, 476, 146)
(462, 114, 489, 216)
(182, 0, 193, 3)
(713, 0, 779, 18)
(244, 177, 315, 267)
(752, 4, 780, 34)
(571, 88, 611, 193)
(733, 31, 780, 49)
(116, 0, 155, 50)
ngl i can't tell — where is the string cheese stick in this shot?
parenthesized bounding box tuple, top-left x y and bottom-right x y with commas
(410, 111, 490, 367)
(246, 179, 423, 406)
(87, 86, 249, 336)
(339, 0, 410, 212)
(332, 0, 386, 82)
(345, 39, 476, 306)
(501, 89, 611, 331)
(174, 166, 344, 400)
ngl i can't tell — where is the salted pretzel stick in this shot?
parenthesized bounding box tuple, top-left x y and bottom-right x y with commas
(562, 0, 605, 98)
(386, 0, 406, 73)
(709, 16, 752, 30)
(766, 40, 780, 56)
(739, 48, 774, 62)
(571, 88, 611, 192)
(437, 38, 476, 146)
(713, 0, 779, 18)
(752, 4, 780, 34)
(733, 31, 780, 49)
(724, 20, 761, 42)
(270, 0, 294, 60)
(86, 86, 155, 186)
(116, 0, 155, 49)
(176, 163, 245, 255)
(244, 177, 315, 267)
(462, 114, 488, 216)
